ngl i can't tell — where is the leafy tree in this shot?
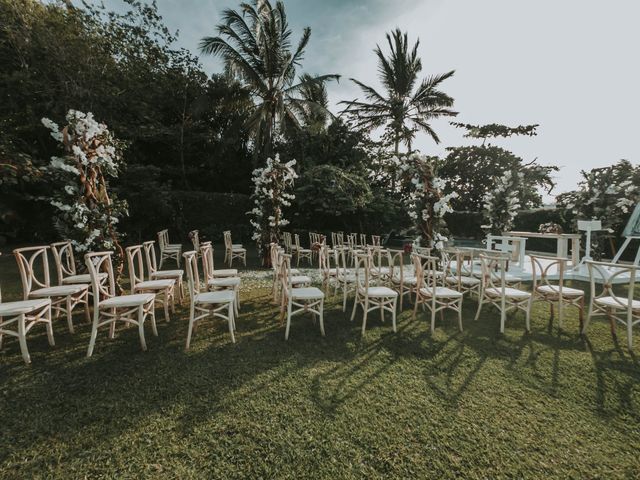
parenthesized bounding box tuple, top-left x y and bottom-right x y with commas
(556, 160, 640, 258)
(440, 123, 557, 211)
(199, 0, 339, 162)
(341, 28, 456, 154)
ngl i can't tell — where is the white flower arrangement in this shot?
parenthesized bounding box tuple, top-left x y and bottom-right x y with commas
(482, 170, 522, 234)
(41, 110, 127, 258)
(247, 154, 298, 259)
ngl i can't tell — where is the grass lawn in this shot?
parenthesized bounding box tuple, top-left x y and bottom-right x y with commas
(0, 247, 639, 479)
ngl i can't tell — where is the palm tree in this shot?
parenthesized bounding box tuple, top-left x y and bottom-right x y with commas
(341, 29, 457, 155)
(199, 0, 339, 162)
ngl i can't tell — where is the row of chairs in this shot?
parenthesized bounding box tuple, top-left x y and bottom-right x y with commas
(1, 237, 242, 364)
(159, 229, 246, 268)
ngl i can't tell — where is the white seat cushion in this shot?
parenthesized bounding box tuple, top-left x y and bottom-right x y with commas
(419, 286, 463, 298)
(208, 277, 241, 288)
(366, 287, 398, 298)
(445, 275, 480, 286)
(291, 275, 312, 285)
(595, 296, 640, 310)
(135, 279, 175, 290)
(151, 269, 183, 279)
(372, 267, 391, 276)
(231, 243, 243, 248)
(164, 244, 182, 251)
(291, 287, 324, 300)
(30, 284, 88, 298)
(485, 287, 531, 299)
(290, 268, 301, 275)
(195, 291, 235, 304)
(212, 269, 238, 278)
(62, 273, 107, 284)
(102, 293, 155, 308)
(0, 299, 50, 316)
(536, 285, 584, 297)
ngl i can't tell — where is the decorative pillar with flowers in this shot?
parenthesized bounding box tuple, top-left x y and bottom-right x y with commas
(248, 154, 298, 266)
(41, 110, 128, 285)
(481, 169, 522, 235)
(397, 153, 458, 250)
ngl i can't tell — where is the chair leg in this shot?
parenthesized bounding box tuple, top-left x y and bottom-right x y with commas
(186, 304, 195, 349)
(45, 306, 55, 346)
(391, 297, 397, 333)
(66, 296, 75, 333)
(285, 302, 292, 340)
(525, 301, 531, 332)
(458, 301, 463, 332)
(350, 292, 358, 321)
(17, 314, 31, 365)
(474, 296, 483, 321)
(138, 306, 147, 351)
(163, 293, 170, 322)
(578, 297, 585, 332)
(430, 302, 436, 334)
(228, 303, 236, 343)
(319, 300, 325, 337)
(361, 299, 369, 336)
(412, 294, 419, 320)
(87, 312, 99, 357)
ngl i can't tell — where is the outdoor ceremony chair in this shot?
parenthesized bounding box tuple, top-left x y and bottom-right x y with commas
(319, 244, 339, 294)
(370, 246, 391, 283)
(51, 241, 107, 288)
(442, 248, 481, 299)
(14, 246, 90, 334)
(350, 252, 398, 336)
(85, 251, 157, 357)
(270, 243, 302, 303)
(223, 230, 246, 267)
(370, 235, 381, 248)
(199, 241, 238, 278)
(334, 247, 357, 311)
(283, 231, 293, 254)
(126, 245, 176, 322)
(201, 242, 240, 314)
(583, 261, 639, 350)
(157, 229, 182, 268)
(142, 240, 185, 302)
(412, 253, 463, 333)
(189, 229, 201, 257)
(0, 253, 53, 364)
(292, 233, 312, 267)
(529, 255, 584, 330)
(183, 250, 236, 348)
(474, 253, 531, 333)
(279, 253, 325, 340)
(387, 249, 418, 311)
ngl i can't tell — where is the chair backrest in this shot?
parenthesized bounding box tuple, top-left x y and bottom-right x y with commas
(336, 232, 344, 247)
(189, 230, 200, 252)
(158, 229, 169, 251)
(51, 241, 76, 284)
(183, 250, 202, 300)
(354, 252, 372, 294)
(412, 253, 440, 291)
(143, 241, 159, 274)
(371, 235, 381, 247)
(14, 246, 51, 299)
(200, 242, 215, 280)
(387, 249, 405, 283)
(282, 232, 292, 251)
(223, 231, 232, 249)
(331, 232, 338, 248)
(85, 251, 116, 309)
(530, 255, 567, 293)
(319, 244, 335, 276)
(269, 243, 280, 273)
(478, 253, 509, 293)
(587, 260, 637, 310)
(294, 234, 302, 249)
(125, 245, 147, 291)
(359, 233, 367, 247)
(279, 253, 293, 293)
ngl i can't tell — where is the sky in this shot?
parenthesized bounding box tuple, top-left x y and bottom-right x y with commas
(105, 0, 640, 198)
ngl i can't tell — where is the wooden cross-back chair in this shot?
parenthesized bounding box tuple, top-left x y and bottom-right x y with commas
(583, 261, 639, 350)
(475, 253, 530, 333)
(183, 250, 237, 348)
(412, 253, 463, 333)
(126, 245, 176, 322)
(529, 255, 585, 330)
(201, 242, 240, 315)
(223, 230, 246, 267)
(157, 229, 182, 268)
(14, 246, 89, 334)
(350, 252, 398, 336)
(278, 253, 325, 340)
(142, 240, 185, 302)
(0, 253, 53, 364)
(85, 251, 157, 357)
(387, 249, 417, 311)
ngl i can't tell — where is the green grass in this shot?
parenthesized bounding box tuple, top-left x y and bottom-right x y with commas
(0, 249, 639, 479)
